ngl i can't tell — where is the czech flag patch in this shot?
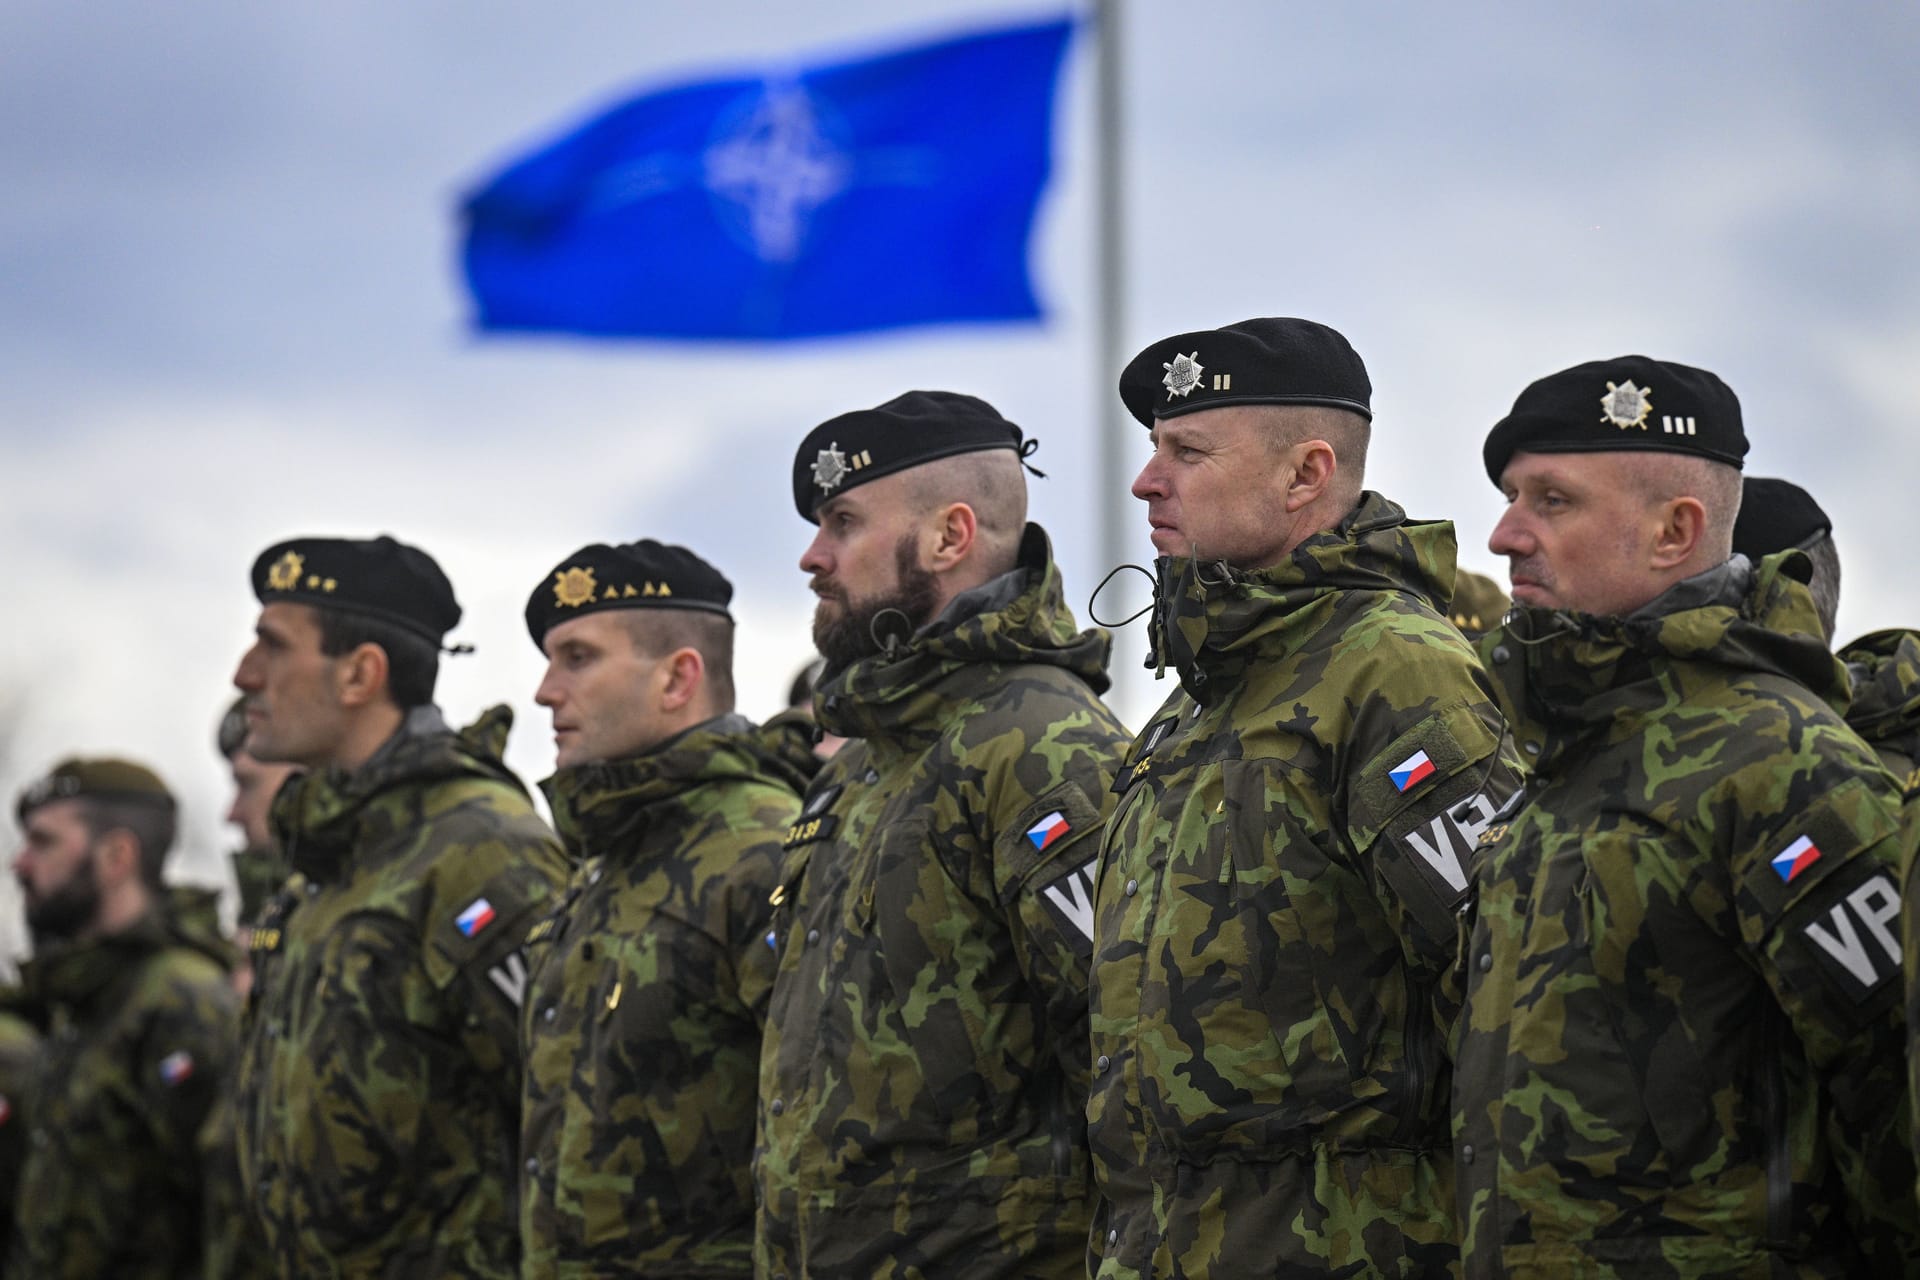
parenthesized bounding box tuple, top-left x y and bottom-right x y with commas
(456, 897, 497, 938)
(1389, 750, 1437, 793)
(1770, 835, 1822, 884)
(158, 1050, 195, 1087)
(1026, 811, 1072, 852)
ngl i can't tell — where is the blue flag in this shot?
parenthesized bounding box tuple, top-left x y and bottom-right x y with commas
(459, 18, 1075, 341)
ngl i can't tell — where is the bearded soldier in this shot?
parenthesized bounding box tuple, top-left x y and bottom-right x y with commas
(1455, 358, 1920, 1276)
(754, 392, 1130, 1278)
(518, 540, 816, 1276)
(230, 534, 567, 1278)
(9, 758, 238, 1277)
(1086, 317, 1520, 1278)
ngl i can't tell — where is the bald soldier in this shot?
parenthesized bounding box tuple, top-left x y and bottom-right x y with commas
(1455, 357, 1920, 1276)
(1086, 318, 1521, 1278)
(230, 535, 568, 1278)
(517, 540, 816, 1276)
(754, 392, 1130, 1278)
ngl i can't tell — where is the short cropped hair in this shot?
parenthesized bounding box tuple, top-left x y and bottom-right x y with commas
(315, 608, 440, 708)
(75, 795, 176, 891)
(624, 610, 736, 713)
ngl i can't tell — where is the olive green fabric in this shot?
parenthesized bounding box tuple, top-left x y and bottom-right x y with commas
(520, 712, 817, 1277)
(1842, 628, 1920, 792)
(1448, 568, 1512, 640)
(1456, 554, 1920, 1278)
(1088, 492, 1520, 1279)
(754, 524, 1129, 1279)
(0, 999, 41, 1277)
(8, 910, 237, 1278)
(233, 705, 568, 1279)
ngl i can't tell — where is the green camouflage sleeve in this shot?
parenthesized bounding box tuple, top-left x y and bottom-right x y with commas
(1734, 773, 1915, 1256)
(423, 856, 565, 1093)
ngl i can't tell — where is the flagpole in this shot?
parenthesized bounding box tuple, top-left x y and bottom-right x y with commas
(1092, 0, 1145, 726)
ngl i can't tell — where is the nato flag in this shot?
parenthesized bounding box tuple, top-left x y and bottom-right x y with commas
(459, 18, 1074, 341)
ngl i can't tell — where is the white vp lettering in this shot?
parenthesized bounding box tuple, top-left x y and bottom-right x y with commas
(1803, 875, 1901, 991)
(487, 951, 530, 1008)
(1403, 792, 1498, 893)
(1041, 860, 1098, 942)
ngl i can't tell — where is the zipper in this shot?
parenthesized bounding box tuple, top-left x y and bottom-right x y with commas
(1392, 977, 1435, 1145)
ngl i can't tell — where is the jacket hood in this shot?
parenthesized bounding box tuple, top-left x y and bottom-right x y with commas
(1484, 549, 1847, 775)
(817, 523, 1112, 742)
(272, 704, 531, 881)
(1145, 491, 1457, 704)
(1838, 627, 1920, 761)
(540, 711, 820, 859)
(23, 904, 230, 1013)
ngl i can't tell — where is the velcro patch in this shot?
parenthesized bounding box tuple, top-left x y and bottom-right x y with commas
(783, 814, 839, 849)
(1113, 716, 1181, 794)
(998, 782, 1104, 894)
(1792, 872, 1902, 1003)
(1036, 857, 1098, 954)
(455, 897, 496, 938)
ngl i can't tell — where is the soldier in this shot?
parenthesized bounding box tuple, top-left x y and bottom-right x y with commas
(1731, 476, 1919, 791)
(215, 696, 296, 953)
(8, 758, 238, 1277)
(0, 997, 34, 1276)
(517, 540, 816, 1276)
(1086, 318, 1520, 1278)
(1455, 357, 1920, 1276)
(755, 391, 1130, 1278)
(229, 534, 568, 1278)
(1449, 567, 1512, 639)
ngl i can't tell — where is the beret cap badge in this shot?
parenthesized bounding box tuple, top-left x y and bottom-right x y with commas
(811, 442, 850, 495)
(1161, 352, 1204, 399)
(553, 567, 598, 609)
(265, 550, 305, 592)
(1600, 380, 1653, 430)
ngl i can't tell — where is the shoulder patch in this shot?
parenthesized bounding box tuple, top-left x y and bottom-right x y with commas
(1349, 701, 1503, 850)
(998, 781, 1105, 895)
(1789, 871, 1902, 1004)
(785, 783, 844, 849)
(157, 1049, 195, 1087)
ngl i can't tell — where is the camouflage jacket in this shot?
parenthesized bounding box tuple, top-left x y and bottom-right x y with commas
(755, 524, 1130, 1279)
(8, 909, 238, 1278)
(234, 705, 568, 1280)
(1087, 493, 1520, 1280)
(1841, 627, 1920, 792)
(520, 712, 817, 1278)
(1455, 555, 1920, 1279)
(0, 1003, 37, 1279)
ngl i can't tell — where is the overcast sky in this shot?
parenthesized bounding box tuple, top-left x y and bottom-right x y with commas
(3, 1, 1917, 950)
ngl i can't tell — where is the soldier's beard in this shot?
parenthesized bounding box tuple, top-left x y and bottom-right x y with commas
(812, 536, 941, 671)
(23, 856, 102, 946)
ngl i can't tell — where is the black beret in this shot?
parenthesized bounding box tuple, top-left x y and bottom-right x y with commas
(251, 535, 462, 645)
(1118, 317, 1371, 428)
(1483, 355, 1747, 484)
(1732, 476, 1833, 561)
(17, 757, 175, 824)
(793, 390, 1028, 522)
(526, 539, 733, 647)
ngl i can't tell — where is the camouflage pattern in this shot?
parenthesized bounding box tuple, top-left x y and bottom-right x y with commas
(234, 705, 568, 1279)
(231, 845, 294, 926)
(8, 909, 238, 1278)
(0, 1000, 40, 1277)
(519, 712, 817, 1277)
(1841, 628, 1920, 792)
(1449, 567, 1512, 639)
(1088, 492, 1520, 1279)
(755, 524, 1129, 1279)
(1456, 553, 1920, 1278)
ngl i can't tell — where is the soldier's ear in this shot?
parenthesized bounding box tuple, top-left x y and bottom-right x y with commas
(1281, 439, 1337, 513)
(89, 826, 141, 888)
(656, 646, 704, 712)
(334, 642, 392, 710)
(1650, 496, 1708, 571)
(925, 501, 978, 573)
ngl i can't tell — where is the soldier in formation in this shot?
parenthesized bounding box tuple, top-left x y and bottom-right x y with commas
(517, 538, 816, 1276)
(1455, 356, 1920, 1276)
(1086, 318, 1521, 1278)
(754, 392, 1130, 1277)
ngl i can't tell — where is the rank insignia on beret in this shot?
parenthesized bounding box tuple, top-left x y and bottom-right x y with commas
(1599, 380, 1653, 430)
(265, 550, 305, 592)
(1162, 352, 1204, 399)
(552, 567, 597, 609)
(812, 442, 850, 494)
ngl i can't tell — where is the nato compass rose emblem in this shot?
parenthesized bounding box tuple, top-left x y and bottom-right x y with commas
(812, 442, 850, 494)
(1162, 351, 1204, 399)
(1599, 380, 1653, 430)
